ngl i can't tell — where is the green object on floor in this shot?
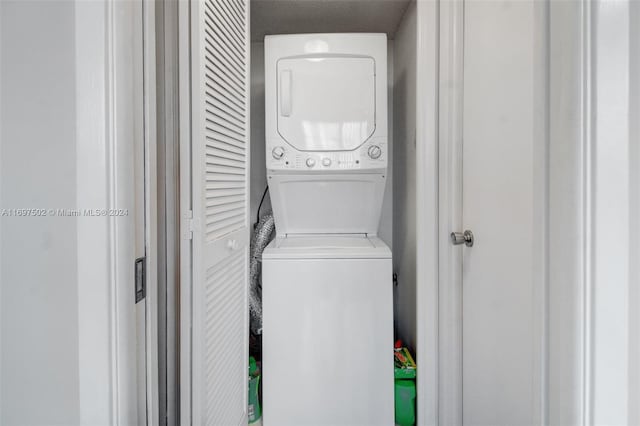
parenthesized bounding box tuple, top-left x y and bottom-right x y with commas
(394, 346, 416, 425)
(248, 357, 261, 424)
(394, 379, 416, 426)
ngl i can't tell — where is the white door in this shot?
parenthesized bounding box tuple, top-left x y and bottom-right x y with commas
(182, 0, 251, 424)
(460, 1, 545, 424)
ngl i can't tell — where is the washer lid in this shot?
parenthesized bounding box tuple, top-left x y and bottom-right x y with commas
(276, 55, 376, 152)
(262, 236, 391, 259)
(268, 172, 386, 237)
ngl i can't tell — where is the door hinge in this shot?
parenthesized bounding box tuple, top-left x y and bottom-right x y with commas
(135, 257, 146, 303)
(182, 210, 194, 240)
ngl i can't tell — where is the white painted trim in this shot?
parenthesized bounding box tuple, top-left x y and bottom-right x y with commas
(434, 0, 463, 423)
(531, 1, 550, 424)
(415, 1, 440, 425)
(75, 1, 140, 424)
(628, 5, 640, 425)
(143, 0, 160, 424)
(0, 3, 4, 419)
(110, 1, 147, 422)
(547, 1, 592, 424)
(244, 0, 252, 416)
(178, 0, 193, 423)
(582, 2, 594, 424)
(188, 0, 204, 418)
(589, 2, 637, 424)
(577, 4, 640, 424)
(156, 0, 181, 424)
(75, 1, 126, 422)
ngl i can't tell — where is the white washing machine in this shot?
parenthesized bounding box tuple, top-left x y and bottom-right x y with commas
(262, 34, 394, 426)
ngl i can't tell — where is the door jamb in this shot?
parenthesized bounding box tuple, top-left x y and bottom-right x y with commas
(415, 0, 448, 425)
(142, 0, 160, 424)
(178, 0, 193, 423)
(155, 0, 181, 424)
(418, 0, 465, 424)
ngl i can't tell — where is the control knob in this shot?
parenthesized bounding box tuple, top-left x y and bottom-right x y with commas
(272, 146, 285, 160)
(368, 145, 382, 159)
(322, 157, 332, 167)
(306, 158, 316, 168)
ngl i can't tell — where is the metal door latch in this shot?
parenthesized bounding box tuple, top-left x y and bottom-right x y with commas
(451, 230, 474, 247)
(135, 257, 146, 303)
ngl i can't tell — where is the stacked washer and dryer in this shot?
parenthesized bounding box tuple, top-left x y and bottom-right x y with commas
(261, 33, 394, 425)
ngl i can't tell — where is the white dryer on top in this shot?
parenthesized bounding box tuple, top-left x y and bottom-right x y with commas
(264, 33, 388, 237)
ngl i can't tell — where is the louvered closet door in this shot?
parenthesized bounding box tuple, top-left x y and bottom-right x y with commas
(190, 0, 250, 425)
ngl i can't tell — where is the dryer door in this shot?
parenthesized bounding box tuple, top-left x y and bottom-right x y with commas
(276, 56, 376, 151)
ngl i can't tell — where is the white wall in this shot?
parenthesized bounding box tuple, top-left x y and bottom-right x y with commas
(249, 40, 394, 246)
(392, 1, 417, 350)
(380, 40, 394, 248)
(0, 1, 141, 424)
(629, 4, 640, 424)
(590, 2, 639, 423)
(250, 42, 270, 225)
(0, 2, 80, 423)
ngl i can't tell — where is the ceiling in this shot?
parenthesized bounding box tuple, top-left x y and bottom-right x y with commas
(250, 0, 412, 42)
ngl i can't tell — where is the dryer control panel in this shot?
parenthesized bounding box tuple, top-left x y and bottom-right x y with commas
(266, 138, 387, 171)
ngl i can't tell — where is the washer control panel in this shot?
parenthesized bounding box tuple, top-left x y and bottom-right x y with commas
(267, 138, 387, 171)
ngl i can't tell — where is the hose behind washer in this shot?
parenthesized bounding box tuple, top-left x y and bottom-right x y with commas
(249, 212, 275, 335)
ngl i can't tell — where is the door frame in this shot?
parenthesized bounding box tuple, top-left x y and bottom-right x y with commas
(133, 0, 161, 423)
(415, 0, 466, 423)
(178, 0, 193, 423)
(155, 0, 181, 424)
(73, 0, 159, 423)
(142, 0, 160, 424)
(75, 1, 139, 423)
(415, 1, 440, 425)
